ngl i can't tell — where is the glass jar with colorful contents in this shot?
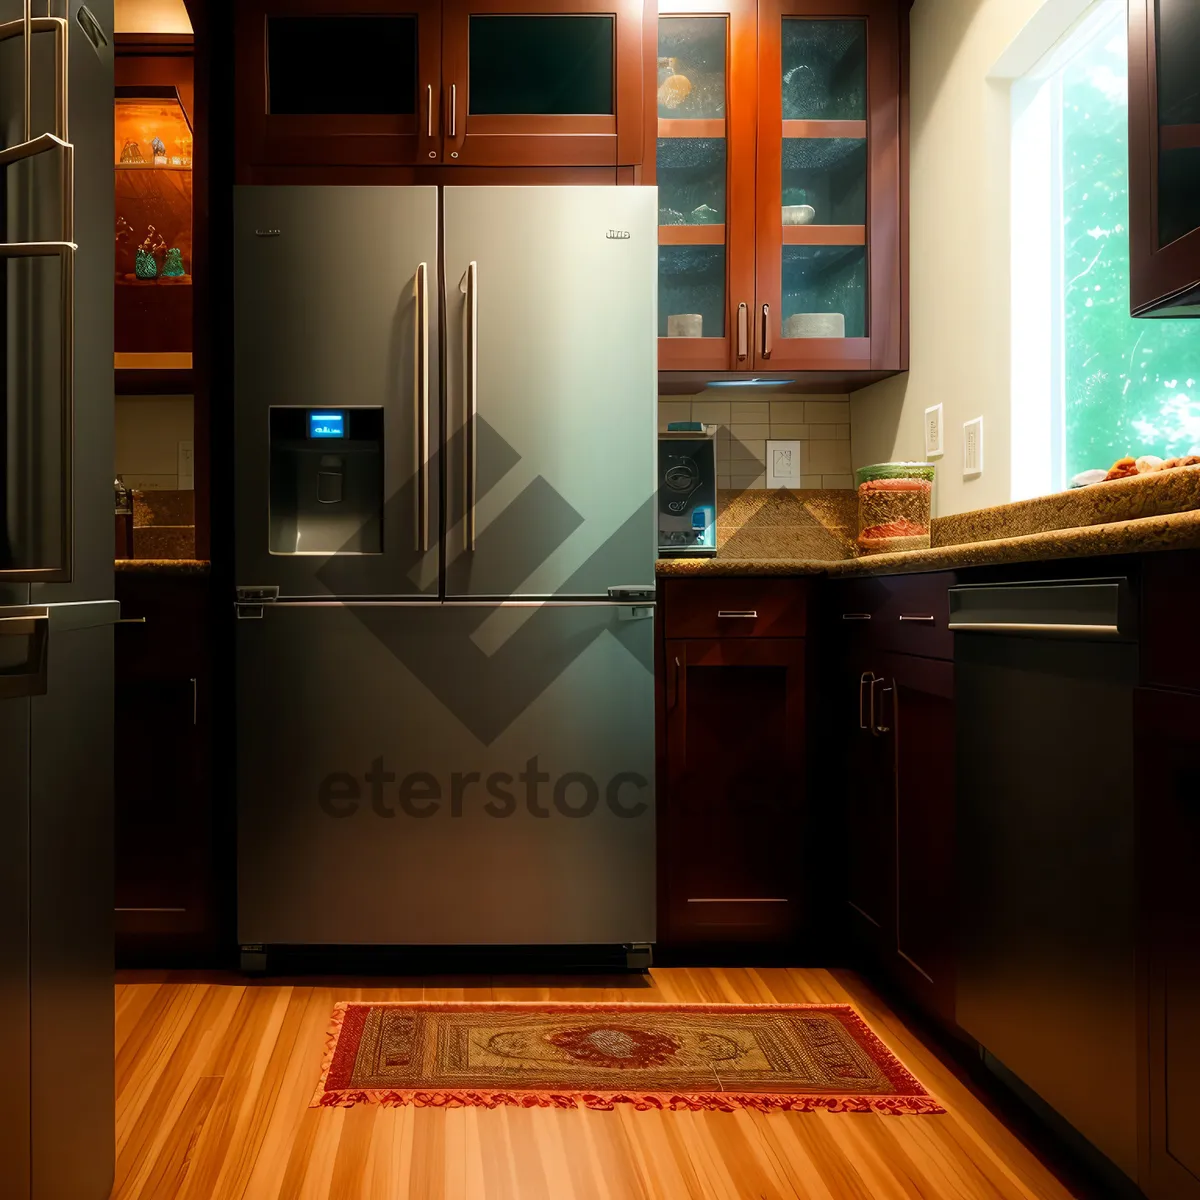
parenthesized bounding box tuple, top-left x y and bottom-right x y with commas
(855, 463, 934, 555)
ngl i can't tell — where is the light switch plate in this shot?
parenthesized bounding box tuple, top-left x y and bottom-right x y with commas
(766, 439, 802, 488)
(177, 440, 194, 490)
(962, 417, 983, 477)
(924, 404, 944, 458)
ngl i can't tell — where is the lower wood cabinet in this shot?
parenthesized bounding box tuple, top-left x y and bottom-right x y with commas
(661, 636, 806, 947)
(114, 573, 217, 962)
(839, 644, 955, 1024)
(1136, 686, 1200, 1199)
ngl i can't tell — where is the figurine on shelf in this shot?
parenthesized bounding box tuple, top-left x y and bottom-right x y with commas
(178, 132, 192, 167)
(119, 139, 144, 164)
(151, 136, 166, 166)
(161, 247, 185, 278)
(115, 215, 132, 245)
(134, 225, 165, 279)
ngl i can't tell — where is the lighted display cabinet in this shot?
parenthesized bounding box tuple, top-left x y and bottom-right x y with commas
(114, 84, 193, 357)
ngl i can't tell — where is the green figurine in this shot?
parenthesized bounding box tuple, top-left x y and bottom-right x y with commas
(162, 247, 185, 277)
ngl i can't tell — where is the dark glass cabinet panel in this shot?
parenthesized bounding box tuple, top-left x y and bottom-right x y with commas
(1155, 0, 1200, 249)
(781, 136, 866, 224)
(657, 17, 727, 119)
(781, 19, 866, 121)
(267, 16, 418, 114)
(659, 246, 726, 338)
(657, 139, 726, 225)
(468, 15, 614, 114)
(782, 245, 866, 338)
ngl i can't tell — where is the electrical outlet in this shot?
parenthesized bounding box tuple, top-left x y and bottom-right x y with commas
(177, 440, 194, 490)
(924, 404, 944, 458)
(766, 440, 802, 488)
(962, 417, 983, 477)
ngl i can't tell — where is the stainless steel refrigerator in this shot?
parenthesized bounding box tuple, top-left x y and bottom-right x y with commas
(1, 2, 116, 1199)
(235, 186, 658, 965)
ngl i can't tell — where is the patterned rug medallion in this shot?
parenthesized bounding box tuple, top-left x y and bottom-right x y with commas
(311, 1002, 944, 1114)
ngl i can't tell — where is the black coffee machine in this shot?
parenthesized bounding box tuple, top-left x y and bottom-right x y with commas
(658, 427, 717, 556)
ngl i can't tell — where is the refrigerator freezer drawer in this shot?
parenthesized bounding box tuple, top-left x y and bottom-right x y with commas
(238, 601, 656, 946)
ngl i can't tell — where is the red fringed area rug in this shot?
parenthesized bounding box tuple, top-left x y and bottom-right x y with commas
(310, 1001, 944, 1114)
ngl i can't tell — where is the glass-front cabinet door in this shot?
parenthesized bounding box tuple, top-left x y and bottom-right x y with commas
(657, 0, 756, 371)
(755, 0, 901, 370)
(441, 0, 645, 167)
(235, 0, 443, 167)
(1129, 0, 1200, 316)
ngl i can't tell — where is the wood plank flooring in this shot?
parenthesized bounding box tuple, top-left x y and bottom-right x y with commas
(112, 967, 1088, 1200)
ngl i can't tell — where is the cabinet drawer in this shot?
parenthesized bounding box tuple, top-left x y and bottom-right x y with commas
(834, 571, 954, 660)
(664, 578, 807, 638)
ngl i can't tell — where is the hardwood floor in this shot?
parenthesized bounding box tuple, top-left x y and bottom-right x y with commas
(113, 967, 1088, 1200)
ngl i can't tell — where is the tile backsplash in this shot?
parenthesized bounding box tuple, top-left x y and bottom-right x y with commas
(658, 393, 854, 490)
(115, 394, 194, 491)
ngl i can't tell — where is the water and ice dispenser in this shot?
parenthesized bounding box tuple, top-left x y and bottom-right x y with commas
(269, 408, 383, 555)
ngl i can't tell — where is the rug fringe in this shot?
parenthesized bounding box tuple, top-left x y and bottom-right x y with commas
(311, 1087, 946, 1115)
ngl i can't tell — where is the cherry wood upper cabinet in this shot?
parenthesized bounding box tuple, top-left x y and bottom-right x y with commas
(755, 0, 902, 370)
(1129, 0, 1200, 317)
(442, 0, 646, 166)
(656, 0, 906, 376)
(235, 0, 443, 167)
(656, 0, 757, 371)
(235, 0, 645, 171)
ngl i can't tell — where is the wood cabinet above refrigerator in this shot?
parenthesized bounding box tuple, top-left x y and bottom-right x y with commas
(655, 0, 907, 386)
(234, 0, 647, 173)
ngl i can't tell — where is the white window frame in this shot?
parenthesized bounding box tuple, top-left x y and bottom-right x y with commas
(1006, 0, 1126, 500)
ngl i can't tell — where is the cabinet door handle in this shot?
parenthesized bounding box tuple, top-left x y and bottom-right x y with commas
(449, 82, 457, 139)
(717, 610, 757, 619)
(872, 679, 893, 736)
(426, 84, 433, 137)
(761, 303, 773, 359)
(190, 677, 197, 725)
(668, 654, 682, 709)
(736, 301, 748, 361)
(898, 614, 935, 622)
(859, 671, 874, 730)
(842, 613, 871, 621)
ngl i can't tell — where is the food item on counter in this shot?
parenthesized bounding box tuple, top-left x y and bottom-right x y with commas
(1136, 455, 1165, 473)
(855, 463, 935, 555)
(1104, 457, 1139, 481)
(1070, 468, 1109, 488)
(1074, 453, 1200, 486)
(1161, 454, 1200, 469)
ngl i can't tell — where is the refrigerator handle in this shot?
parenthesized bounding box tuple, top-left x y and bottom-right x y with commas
(459, 261, 479, 552)
(0, 614, 48, 700)
(414, 262, 430, 553)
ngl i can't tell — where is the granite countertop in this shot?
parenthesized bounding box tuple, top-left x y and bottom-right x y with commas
(657, 467, 1200, 579)
(115, 559, 211, 576)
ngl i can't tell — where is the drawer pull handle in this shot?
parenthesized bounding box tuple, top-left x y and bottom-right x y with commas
(717, 610, 758, 619)
(687, 897, 789, 904)
(842, 613, 871, 620)
(898, 614, 935, 622)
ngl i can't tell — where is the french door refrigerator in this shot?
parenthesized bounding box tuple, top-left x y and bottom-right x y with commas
(235, 186, 658, 967)
(1, 2, 117, 1198)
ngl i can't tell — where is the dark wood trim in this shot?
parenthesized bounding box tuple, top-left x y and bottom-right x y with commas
(782, 118, 866, 139)
(115, 368, 194, 396)
(237, 164, 621, 186)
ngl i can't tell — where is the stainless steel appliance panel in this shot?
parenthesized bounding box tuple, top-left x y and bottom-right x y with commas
(29, 610, 114, 1200)
(238, 600, 656, 945)
(235, 186, 440, 598)
(954, 582, 1139, 1182)
(443, 187, 657, 599)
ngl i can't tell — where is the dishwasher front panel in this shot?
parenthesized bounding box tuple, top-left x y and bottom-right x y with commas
(955, 628, 1139, 1183)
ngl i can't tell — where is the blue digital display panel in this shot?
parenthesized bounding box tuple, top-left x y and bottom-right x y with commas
(309, 410, 345, 439)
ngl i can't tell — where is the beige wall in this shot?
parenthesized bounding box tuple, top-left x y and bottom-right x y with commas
(659, 393, 854, 489)
(115, 395, 194, 490)
(114, 0, 192, 34)
(851, 0, 1085, 516)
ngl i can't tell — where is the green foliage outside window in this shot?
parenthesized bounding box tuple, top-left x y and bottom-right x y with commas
(1061, 21, 1200, 480)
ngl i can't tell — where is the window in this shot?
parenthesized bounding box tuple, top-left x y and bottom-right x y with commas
(1011, 1, 1200, 498)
